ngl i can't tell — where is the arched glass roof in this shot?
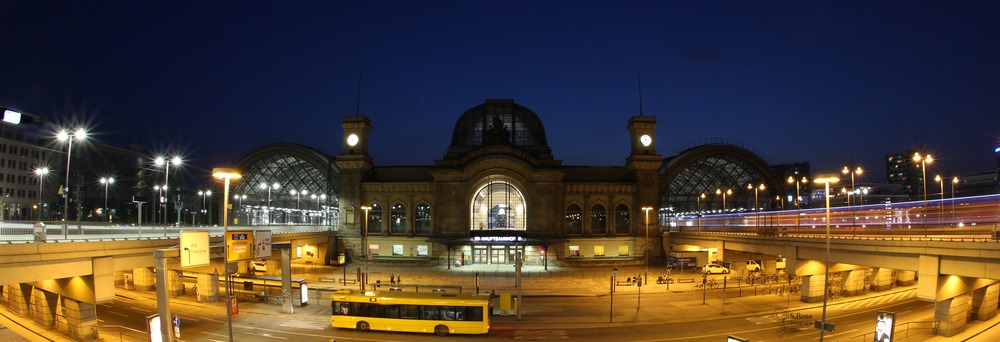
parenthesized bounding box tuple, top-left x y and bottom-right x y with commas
(233, 144, 339, 210)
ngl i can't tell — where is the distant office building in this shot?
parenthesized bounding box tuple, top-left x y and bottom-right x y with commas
(886, 151, 924, 201)
(957, 171, 997, 197)
(0, 106, 155, 224)
(0, 107, 48, 220)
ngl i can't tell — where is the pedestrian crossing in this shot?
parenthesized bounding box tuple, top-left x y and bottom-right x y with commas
(746, 288, 917, 325)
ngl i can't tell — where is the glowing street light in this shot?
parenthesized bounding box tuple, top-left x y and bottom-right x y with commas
(100, 177, 115, 222)
(696, 193, 706, 232)
(787, 176, 808, 227)
(715, 188, 732, 226)
(747, 183, 765, 227)
(812, 174, 839, 341)
(641, 206, 654, 285)
(34, 167, 49, 222)
(233, 194, 246, 225)
(913, 152, 933, 207)
(57, 127, 87, 238)
(198, 190, 213, 225)
(952, 176, 959, 224)
(154, 156, 182, 226)
(259, 182, 280, 224)
(212, 168, 241, 342)
(361, 205, 372, 288)
(290, 189, 308, 223)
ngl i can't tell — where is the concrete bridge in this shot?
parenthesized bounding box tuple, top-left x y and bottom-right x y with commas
(0, 224, 338, 340)
(668, 230, 1000, 337)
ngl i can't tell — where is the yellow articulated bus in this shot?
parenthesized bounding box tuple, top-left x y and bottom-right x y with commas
(330, 289, 489, 336)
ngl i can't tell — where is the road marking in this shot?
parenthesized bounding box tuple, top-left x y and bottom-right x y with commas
(130, 306, 151, 314)
(106, 311, 128, 317)
(513, 329, 570, 339)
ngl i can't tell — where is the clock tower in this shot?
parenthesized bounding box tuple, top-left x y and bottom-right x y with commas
(337, 115, 374, 255)
(626, 115, 662, 233)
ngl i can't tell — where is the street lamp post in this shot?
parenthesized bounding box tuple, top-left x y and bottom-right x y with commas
(842, 166, 863, 228)
(747, 183, 765, 227)
(715, 188, 732, 226)
(155, 156, 182, 226)
(34, 167, 49, 222)
(935, 175, 945, 224)
(199, 190, 212, 225)
(259, 182, 280, 224)
(641, 206, 654, 285)
(100, 177, 115, 222)
(952, 177, 959, 224)
(57, 128, 87, 238)
(813, 174, 840, 341)
(787, 176, 808, 227)
(696, 193, 705, 232)
(360, 205, 372, 289)
(234, 194, 246, 225)
(212, 168, 242, 342)
(291, 189, 307, 223)
(913, 152, 933, 207)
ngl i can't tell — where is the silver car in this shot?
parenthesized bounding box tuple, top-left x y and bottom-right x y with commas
(702, 263, 730, 274)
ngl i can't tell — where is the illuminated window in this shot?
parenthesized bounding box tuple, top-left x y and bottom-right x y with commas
(565, 204, 582, 235)
(469, 180, 526, 231)
(594, 245, 605, 257)
(368, 244, 379, 256)
(569, 245, 581, 257)
(368, 203, 382, 234)
(391, 203, 406, 234)
(618, 245, 630, 256)
(415, 203, 431, 234)
(591, 204, 607, 235)
(392, 245, 403, 256)
(417, 245, 429, 256)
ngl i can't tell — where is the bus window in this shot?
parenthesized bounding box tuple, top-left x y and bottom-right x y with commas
(465, 306, 483, 321)
(332, 302, 350, 315)
(422, 306, 440, 320)
(401, 305, 420, 319)
(383, 305, 400, 318)
(442, 306, 458, 320)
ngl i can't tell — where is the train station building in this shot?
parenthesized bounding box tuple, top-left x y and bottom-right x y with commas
(233, 99, 782, 267)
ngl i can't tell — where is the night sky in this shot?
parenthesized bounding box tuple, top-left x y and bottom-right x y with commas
(2, 1, 999, 182)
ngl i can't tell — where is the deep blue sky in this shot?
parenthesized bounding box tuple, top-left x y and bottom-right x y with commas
(2, 1, 999, 182)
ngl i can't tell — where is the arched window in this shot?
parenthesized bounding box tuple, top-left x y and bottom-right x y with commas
(565, 204, 582, 235)
(415, 203, 431, 235)
(591, 204, 607, 235)
(615, 204, 630, 235)
(469, 180, 526, 231)
(367, 203, 382, 234)
(390, 203, 407, 234)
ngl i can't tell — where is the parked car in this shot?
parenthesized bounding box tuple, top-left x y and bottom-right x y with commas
(702, 263, 730, 274)
(251, 260, 267, 273)
(746, 260, 762, 272)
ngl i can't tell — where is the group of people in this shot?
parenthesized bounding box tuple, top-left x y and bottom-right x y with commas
(389, 274, 402, 284)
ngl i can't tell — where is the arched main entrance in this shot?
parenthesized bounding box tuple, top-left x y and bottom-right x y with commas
(469, 178, 527, 264)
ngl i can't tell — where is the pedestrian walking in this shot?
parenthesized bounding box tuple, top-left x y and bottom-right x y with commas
(396, 274, 401, 284)
(390, 274, 395, 285)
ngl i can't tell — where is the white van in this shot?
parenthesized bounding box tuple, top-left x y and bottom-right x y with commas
(746, 260, 762, 272)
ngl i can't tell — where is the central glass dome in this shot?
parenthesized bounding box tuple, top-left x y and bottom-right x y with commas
(447, 99, 550, 157)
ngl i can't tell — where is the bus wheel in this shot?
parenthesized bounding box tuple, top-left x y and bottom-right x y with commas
(434, 325, 449, 336)
(357, 321, 370, 332)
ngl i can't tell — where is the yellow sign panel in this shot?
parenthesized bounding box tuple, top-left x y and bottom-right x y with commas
(227, 230, 254, 261)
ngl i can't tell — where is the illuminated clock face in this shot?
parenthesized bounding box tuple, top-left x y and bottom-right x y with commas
(640, 134, 652, 147)
(347, 133, 359, 147)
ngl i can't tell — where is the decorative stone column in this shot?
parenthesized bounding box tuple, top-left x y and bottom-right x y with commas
(800, 274, 826, 303)
(971, 282, 999, 321)
(31, 287, 58, 328)
(843, 269, 867, 297)
(871, 268, 893, 292)
(132, 267, 156, 291)
(5, 283, 32, 316)
(935, 294, 971, 337)
(168, 270, 185, 297)
(197, 273, 220, 302)
(896, 270, 916, 286)
(62, 297, 98, 341)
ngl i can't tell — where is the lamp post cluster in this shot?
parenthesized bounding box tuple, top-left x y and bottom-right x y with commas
(715, 188, 732, 226)
(57, 128, 87, 238)
(198, 190, 212, 225)
(787, 176, 807, 227)
(154, 156, 182, 226)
